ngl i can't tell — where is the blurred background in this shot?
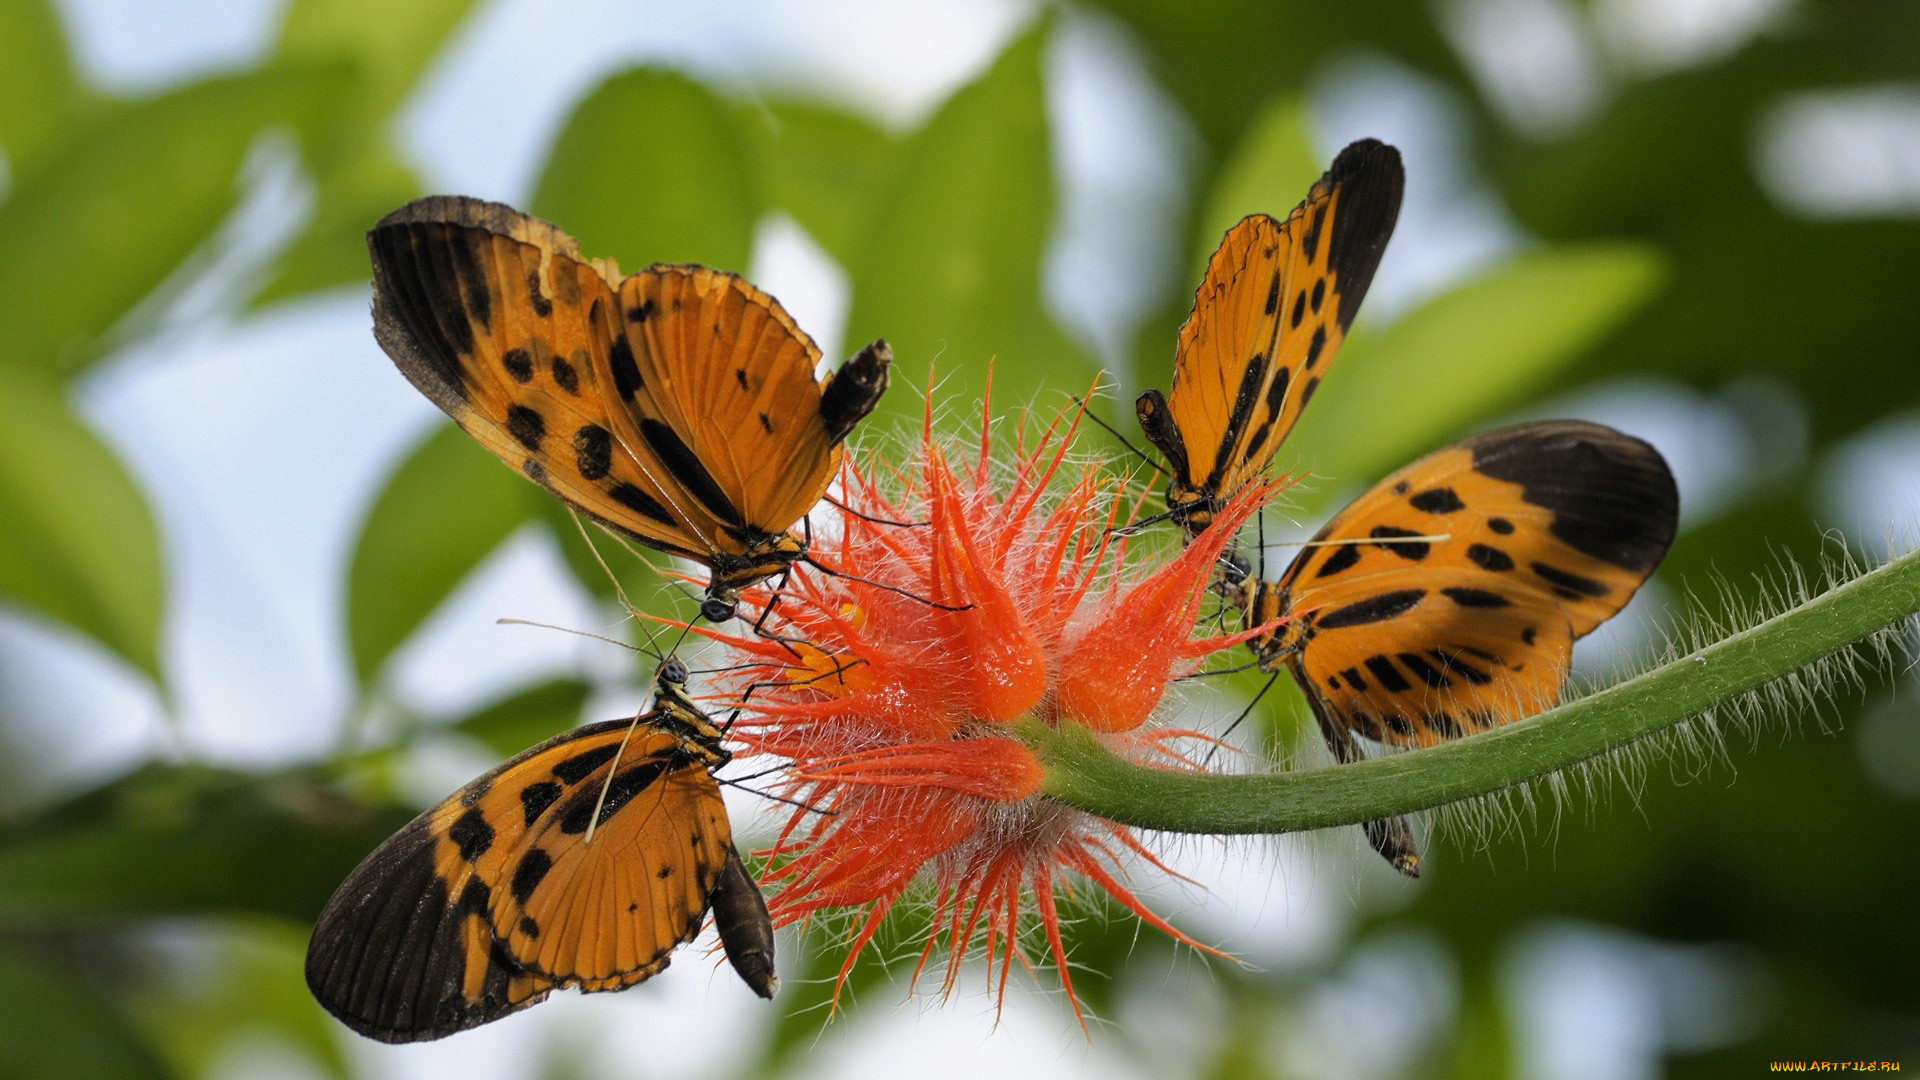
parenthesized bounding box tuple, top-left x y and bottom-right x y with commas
(2, 0, 1918, 1076)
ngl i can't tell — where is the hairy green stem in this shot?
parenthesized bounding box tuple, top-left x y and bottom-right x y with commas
(1022, 547, 1920, 835)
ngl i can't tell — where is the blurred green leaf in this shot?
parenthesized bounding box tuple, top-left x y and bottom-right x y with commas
(277, 0, 478, 122)
(135, 921, 347, 1080)
(750, 100, 900, 269)
(0, 65, 347, 376)
(347, 423, 540, 685)
(451, 676, 592, 757)
(1285, 243, 1668, 504)
(1194, 95, 1320, 274)
(1078, 0, 1467, 157)
(538, 497, 693, 620)
(844, 18, 1093, 424)
(257, 144, 424, 303)
(0, 944, 174, 1080)
(259, 0, 480, 302)
(0, 0, 86, 176)
(0, 377, 163, 678)
(0, 764, 410, 923)
(532, 68, 761, 272)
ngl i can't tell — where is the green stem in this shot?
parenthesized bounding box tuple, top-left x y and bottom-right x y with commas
(1023, 547, 1920, 835)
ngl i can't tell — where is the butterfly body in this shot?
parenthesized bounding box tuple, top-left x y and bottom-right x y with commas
(1137, 138, 1404, 543)
(1239, 420, 1679, 872)
(368, 196, 891, 621)
(306, 658, 776, 1042)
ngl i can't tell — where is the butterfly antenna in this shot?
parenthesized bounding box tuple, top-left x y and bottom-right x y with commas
(801, 557, 972, 611)
(1202, 669, 1281, 770)
(1071, 393, 1162, 473)
(584, 713, 647, 846)
(495, 617, 646, 657)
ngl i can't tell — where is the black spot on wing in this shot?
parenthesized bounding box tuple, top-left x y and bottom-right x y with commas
(626, 300, 655, 323)
(1532, 562, 1610, 598)
(1315, 542, 1361, 579)
(519, 916, 539, 938)
(1363, 654, 1412, 693)
(1429, 649, 1494, 685)
(609, 483, 676, 526)
(550, 354, 579, 395)
(1311, 278, 1326, 313)
(1339, 666, 1369, 691)
(1316, 588, 1425, 629)
(501, 348, 533, 383)
(511, 849, 552, 904)
(638, 418, 744, 527)
(557, 761, 667, 834)
(551, 744, 619, 784)
(1487, 516, 1514, 534)
(1409, 487, 1463, 514)
(1396, 652, 1450, 688)
(1369, 525, 1429, 560)
(1323, 139, 1404, 329)
(526, 270, 552, 317)
(1205, 352, 1269, 487)
(1291, 290, 1307, 328)
(520, 781, 562, 825)
(1264, 274, 1281, 315)
(1467, 544, 1514, 572)
(657, 864, 674, 879)
(609, 336, 642, 400)
(1304, 325, 1326, 369)
(505, 405, 544, 451)
(446, 229, 493, 332)
(1467, 420, 1678, 572)
(573, 424, 612, 481)
(449, 808, 494, 860)
(1442, 586, 1510, 608)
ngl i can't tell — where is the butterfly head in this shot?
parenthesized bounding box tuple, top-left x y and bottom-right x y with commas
(702, 533, 811, 622)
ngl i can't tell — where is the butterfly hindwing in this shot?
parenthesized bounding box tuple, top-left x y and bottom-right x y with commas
(369, 197, 891, 618)
(1254, 419, 1677, 745)
(1138, 139, 1404, 535)
(307, 710, 736, 1042)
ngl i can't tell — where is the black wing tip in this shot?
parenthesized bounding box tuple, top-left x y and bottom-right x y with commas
(371, 194, 544, 236)
(1330, 138, 1405, 183)
(1469, 419, 1681, 573)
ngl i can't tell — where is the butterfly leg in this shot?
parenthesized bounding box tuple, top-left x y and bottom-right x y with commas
(1308, 697, 1421, 878)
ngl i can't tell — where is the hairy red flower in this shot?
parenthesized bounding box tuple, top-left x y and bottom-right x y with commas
(700, 388, 1279, 1020)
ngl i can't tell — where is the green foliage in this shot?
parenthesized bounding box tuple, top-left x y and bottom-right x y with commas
(843, 20, 1094, 417)
(532, 68, 762, 272)
(347, 423, 541, 686)
(0, 377, 164, 677)
(3, 2, 1918, 1075)
(0, 66, 348, 376)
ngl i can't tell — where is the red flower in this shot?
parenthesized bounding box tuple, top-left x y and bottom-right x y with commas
(699, 386, 1280, 1021)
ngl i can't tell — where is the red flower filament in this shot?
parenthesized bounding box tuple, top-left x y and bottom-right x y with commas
(702, 388, 1280, 1020)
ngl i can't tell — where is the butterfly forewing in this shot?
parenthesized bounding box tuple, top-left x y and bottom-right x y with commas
(369, 197, 890, 618)
(1139, 139, 1404, 534)
(1252, 420, 1678, 746)
(617, 266, 844, 536)
(307, 716, 735, 1042)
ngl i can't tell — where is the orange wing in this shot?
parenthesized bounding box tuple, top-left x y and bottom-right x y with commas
(306, 662, 771, 1042)
(1251, 420, 1678, 746)
(368, 197, 890, 619)
(1137, 139, 1403, 536)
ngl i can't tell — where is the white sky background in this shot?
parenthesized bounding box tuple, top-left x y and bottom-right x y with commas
(8, 0, 1920, 1078)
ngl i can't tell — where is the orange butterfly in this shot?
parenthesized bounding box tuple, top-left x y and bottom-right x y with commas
(368, 197, 890, 621)
(1239, 420, 1679, 874)
(306, 657, 775, 1042)
(1136, 138, 1403, 565)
